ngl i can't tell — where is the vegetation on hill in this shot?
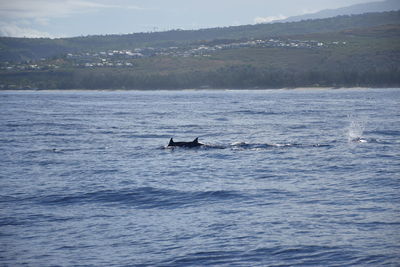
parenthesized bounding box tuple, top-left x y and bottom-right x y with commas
(1, 11, 399, 62)
(0, 11, 399, 89)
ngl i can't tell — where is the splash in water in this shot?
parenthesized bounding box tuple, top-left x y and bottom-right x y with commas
(347, 118, 367, 143)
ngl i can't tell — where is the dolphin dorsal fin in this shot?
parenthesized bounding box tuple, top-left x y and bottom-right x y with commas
(169, 138, 174, 146)
(193, 137, 199, 143)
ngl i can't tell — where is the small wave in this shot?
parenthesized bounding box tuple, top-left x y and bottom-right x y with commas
(243, 245, 365, 265)
(0, 214, 79, 227)
(370, 130, 400, 136)
(32, 132, 79, 137)
(164, 250, 242, 266)
(214, 117, 229, 121)
(5, 122, 84, 129)
(0, 195, 19, 205)
(162, 144, 226, 150)
(46, 148, 81, 153)
(162, 142, 331, 151)
(162, 245, 363, 266)
(230, 142, 274, 150)
(233, 109, 279, 116)
(35, 187, 246, 209)
(0, 217, 26, 227)
(181, 124, 201, 128)
(112, 112, 133, 116)
(230, 142, 331, 150)
(124, 134, 171, 139)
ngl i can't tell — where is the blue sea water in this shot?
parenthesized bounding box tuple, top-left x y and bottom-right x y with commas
(0, 88, 399, 266)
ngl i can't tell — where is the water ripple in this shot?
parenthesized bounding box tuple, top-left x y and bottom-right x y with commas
(33, 187, 247, 209)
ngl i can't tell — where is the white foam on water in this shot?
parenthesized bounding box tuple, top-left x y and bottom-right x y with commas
(347, 116, 366, 142)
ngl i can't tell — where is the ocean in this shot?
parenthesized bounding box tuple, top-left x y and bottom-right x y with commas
(1, 88, 399, 266)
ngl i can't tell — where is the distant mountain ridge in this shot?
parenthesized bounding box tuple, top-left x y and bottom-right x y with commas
(1, 11, 399, 63)
(1, 11, 399, 89)
(281, 0, 400, 22)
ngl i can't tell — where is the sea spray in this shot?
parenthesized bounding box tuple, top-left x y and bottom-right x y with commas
(347, 116, 366, 142)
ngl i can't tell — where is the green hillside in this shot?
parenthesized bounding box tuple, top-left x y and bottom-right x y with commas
(0, 11, 399, 89)
(1, 11, 399, 62)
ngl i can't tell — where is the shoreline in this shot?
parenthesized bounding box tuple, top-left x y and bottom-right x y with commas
(1, 87, 398, 92)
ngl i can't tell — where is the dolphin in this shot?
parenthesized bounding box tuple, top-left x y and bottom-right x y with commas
(168, 137, 204, 148)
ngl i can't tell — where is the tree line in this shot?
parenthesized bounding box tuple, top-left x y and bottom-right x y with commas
(2, 65, 399, 90)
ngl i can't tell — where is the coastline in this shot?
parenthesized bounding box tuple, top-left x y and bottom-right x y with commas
(1, 87, 397, 92)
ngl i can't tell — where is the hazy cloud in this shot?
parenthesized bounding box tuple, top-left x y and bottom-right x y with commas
(254, 15, 288, 24)
(0, 0, 143, 19)
(34, 18, 51, 26)
(0, 0, 144, 37)
(0, 22, 53, 38)
(299, 8, 321, 15)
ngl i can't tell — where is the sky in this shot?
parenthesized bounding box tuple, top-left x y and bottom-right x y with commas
(0, 0, 382, 38)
